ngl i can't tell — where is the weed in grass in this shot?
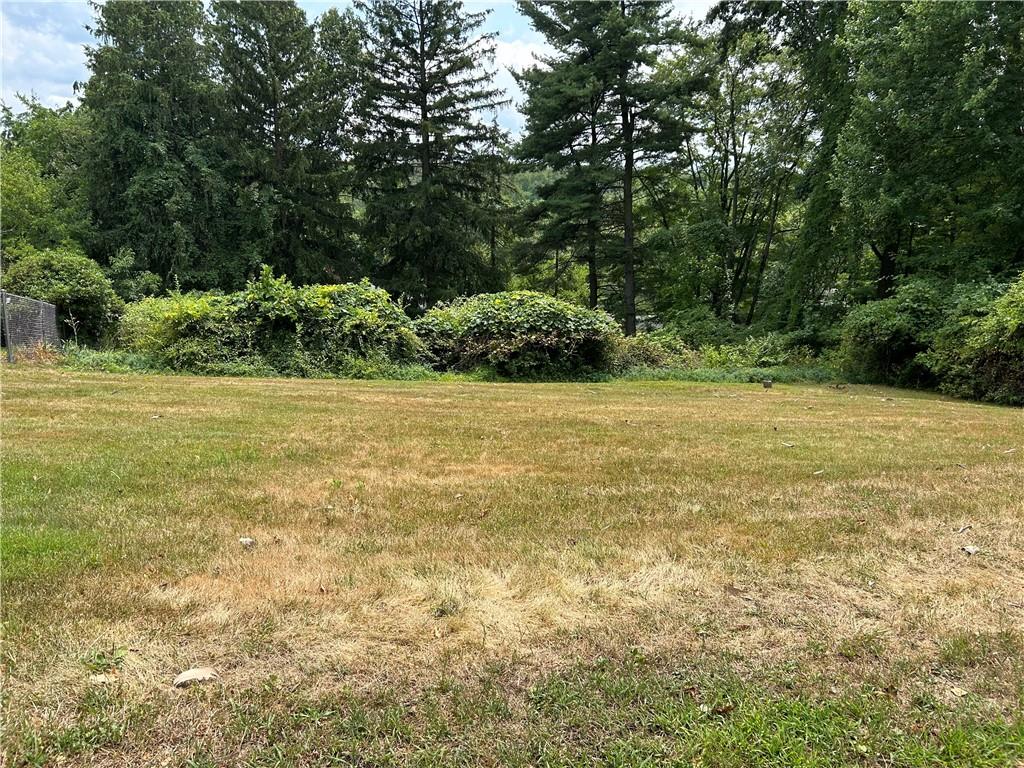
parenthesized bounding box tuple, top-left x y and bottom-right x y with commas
(80, 645, 127, 674)
(837, 632, 886, 662)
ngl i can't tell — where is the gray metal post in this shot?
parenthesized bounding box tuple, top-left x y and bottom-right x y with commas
(2, 291, 13, 364)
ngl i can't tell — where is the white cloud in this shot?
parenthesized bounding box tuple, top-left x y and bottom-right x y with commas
(1, 2, 90, 110)
(491, 38, 551, 134)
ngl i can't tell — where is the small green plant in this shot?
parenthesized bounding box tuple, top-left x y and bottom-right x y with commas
(433, 595, 463, 618)
(81, 645, 127, 674)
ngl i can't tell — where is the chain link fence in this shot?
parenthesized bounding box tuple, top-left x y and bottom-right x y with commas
(1, 291, 61, 362)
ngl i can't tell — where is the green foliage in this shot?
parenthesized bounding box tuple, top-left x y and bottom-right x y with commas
(353, 0, 507, 305)
(415, 291, 621, 377)
(2, 246, 122, 343)
(663, 305, 743, 347)
(208, 0, 359, 284)
(61, 343, 170, 375)
(839, 281, 945, 385)
(923, 275, 1024, 405)
(700, 332, 815, 370)
(607, 332, 700, 373)
(836, 1, 1024, 284)
(0, 146, 64, 249)
(104, 247, 161, 302)
(117, 267, 419, 378)
(82, 0, 235, 288)
(1, 98, 95, 251)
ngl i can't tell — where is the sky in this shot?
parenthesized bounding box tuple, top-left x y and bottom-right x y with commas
(1, 0, 714, 133)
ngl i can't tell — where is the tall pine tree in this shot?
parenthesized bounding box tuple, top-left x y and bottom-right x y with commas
(352, 0, 507, 306)
(517, 0, 681, 333)
(82, 0, 232, 288)
(516, 1, 618, 309)
(210, 0, 356, 283)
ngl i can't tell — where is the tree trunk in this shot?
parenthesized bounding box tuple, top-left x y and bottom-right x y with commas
(871, 239, 899, 298)
(587, 226, 599, 310)
(619, 23, 636, 336)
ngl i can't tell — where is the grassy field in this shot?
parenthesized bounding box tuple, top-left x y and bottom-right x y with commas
(2, 368, 1023, 766)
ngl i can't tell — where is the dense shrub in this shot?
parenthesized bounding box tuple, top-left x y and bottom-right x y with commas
(608, 332, 700, 373)
(699, 332, 814, 369)
(663, 306, 742, 346)
(415, 291, 621, 377)
(922, 275, 1024, 405)
(838, 281, 944, 385)
(2, 246, 122, 342)
(117, 267, 420, 377)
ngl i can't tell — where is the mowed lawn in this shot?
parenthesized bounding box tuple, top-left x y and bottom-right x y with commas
(2, 368, 1023, 767)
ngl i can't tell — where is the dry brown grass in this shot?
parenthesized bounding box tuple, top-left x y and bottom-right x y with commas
(3, 369, 1023, 747)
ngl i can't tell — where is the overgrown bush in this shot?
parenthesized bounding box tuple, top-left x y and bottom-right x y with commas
(838, 281, 945, 385)
(608, 332, 700, 373)
(922, 275, 1024, 405)
(2, 246, 122, 343)
(699, 332, 814, 369)
(663, 306, 742, 347)
(415, 291, 621, 377)
(117, 267, 420, 377)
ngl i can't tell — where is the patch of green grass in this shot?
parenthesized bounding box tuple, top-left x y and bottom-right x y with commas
(615, 364, 839, 384)
(837, 632, 887, 661)
(939, 631, 1023, 670)
(5, 686, 146, 768)
(6, 655, 1021, 767)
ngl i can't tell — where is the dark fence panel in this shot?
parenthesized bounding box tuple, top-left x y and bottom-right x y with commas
(1, 291, 60, 362)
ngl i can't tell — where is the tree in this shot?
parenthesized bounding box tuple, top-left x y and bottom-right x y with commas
(649, 30, 811, 328)
(836, 0, 1024, 293)
(209, 0, 357, 285)
(352, 0, 507, 307)
(517, 0, 683, 334)
(0, 146, 64, 250)
(1, 98, 94, 250)
(516, 1, 618, 310)
(81, 0, 232, 288)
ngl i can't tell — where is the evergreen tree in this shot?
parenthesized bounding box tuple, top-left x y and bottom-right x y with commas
(81, 0, 231, 288)
(210, 0, 356, 284)
(518, 1, 682, 333)
(516, 1, 617, 309)
(352, 0, 507, 307)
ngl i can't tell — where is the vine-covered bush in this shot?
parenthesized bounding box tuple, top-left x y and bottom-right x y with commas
(2, 245, 122, 343)
(415, 291, 621, 377)
(922, 275, 1024, 405)
(117, 268, 420, 377)
(839, 281, 945, 385)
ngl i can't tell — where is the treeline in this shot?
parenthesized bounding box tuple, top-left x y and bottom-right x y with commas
(1, 0, 1022, 395)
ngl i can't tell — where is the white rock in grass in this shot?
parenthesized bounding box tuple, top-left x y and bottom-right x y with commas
(239, 537, 256, 549)
(961, 545, 980, 556)
(173, 667, 218, 688)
